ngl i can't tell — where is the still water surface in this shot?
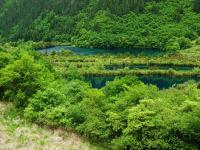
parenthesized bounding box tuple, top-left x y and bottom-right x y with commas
(39, 46, 164, 56)
(85, 75, 199, 89)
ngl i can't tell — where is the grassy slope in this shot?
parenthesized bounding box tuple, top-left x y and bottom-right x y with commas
(0, 102, 103, 150)
(180, 42, 200, 58)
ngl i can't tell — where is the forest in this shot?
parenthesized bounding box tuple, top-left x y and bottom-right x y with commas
(0, 0, 200, 149)
(0, 0, 200, 50)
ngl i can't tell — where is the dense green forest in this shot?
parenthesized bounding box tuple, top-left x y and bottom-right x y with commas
(0, 0, 200, 50)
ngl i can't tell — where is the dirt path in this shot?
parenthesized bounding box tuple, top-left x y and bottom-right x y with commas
(0, 102, 98, 150)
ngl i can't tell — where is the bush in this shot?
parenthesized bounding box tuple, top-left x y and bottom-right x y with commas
(24, 87, 67, 125)
(195, 37, 200, 45)
(185, 31, 198, 40)
(165, 40, 180, 52)
(0, 51, 11, 68)
(0, 51, 53, 108)
(25, 79, 90, 126)
(76, 89, 110, 141)
(67, 64, 85, 81)
(178, 37, 192, 49)
(102, 76, 140, 96)
(164, 37, 191, 51)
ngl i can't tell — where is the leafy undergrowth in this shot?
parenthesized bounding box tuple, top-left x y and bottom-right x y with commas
(0, 102, 103, 150)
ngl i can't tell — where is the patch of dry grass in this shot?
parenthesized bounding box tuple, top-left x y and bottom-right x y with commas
(0, 102, 102, 150)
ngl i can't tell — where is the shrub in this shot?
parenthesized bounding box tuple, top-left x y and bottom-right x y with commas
(76, 89, 110, 141)
(165, 37, 192, 51)
(185, 31, 198, 40)
(102, 76, 140, 96)
(25, 79, 90, 127)
(165, 38, 180, 52)
(195, 37, 200, 45)
(24, 87, 67, 125)
(66, 64, 85, 81)
(0, 51, 53, 108)
(0, 51, 11, 68)
(178, 37, 192, 49)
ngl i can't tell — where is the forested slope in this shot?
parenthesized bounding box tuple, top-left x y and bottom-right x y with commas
(0, 44, 200, 149)
(0, 0, 200, 50)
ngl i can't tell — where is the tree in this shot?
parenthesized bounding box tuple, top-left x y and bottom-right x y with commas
(0, 51, 53, 108)
(194, 0, 200, 12)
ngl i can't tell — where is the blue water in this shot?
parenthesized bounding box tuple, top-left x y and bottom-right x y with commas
(105, 64, 194, 71)
(85, 75, 200, 89)
(39, 46, 199, 89)
(39, 46, 164, 56)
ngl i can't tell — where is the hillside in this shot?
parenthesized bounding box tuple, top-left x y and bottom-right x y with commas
(0, 102, 102, 150)
(0, 43, 200, 149)
(0, 0, 200, 50)
(0, 1, 200, 150)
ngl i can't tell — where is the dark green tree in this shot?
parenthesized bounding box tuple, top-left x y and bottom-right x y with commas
(194, 0, 200, 12)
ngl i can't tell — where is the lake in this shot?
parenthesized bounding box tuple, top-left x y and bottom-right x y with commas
(105, 64, 196, 71)
(39, 46, 199, 89)
(85, 75, 200, 89)
(39, 46, 164, 56)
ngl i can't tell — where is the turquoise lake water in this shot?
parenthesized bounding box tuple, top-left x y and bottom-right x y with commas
(39, 46, 164, 56)
(105, 64, 195, 71)
(85, 75, 200, 89)
(39, 46, 199, 89)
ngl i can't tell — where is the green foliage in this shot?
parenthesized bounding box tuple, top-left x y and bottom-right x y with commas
(0, 0, 200, 50)
(194, 0, 200, 12)
(164, 37, 192, 52)
(24, 87, 67, 126)
(195, 37, 200, 45)
(0, 51, 11, 68)
(165, 38, 180, 52)
(0, 46, 200, 149)
(178, 37, 192, 49)
(0, 50, 53, 108)
(102, 76, 140, 96)
(67, 64, 85, 81)
(24, 79, 90, 127)
(23, 71, 200, 149)
(97, 0, 145, 15)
